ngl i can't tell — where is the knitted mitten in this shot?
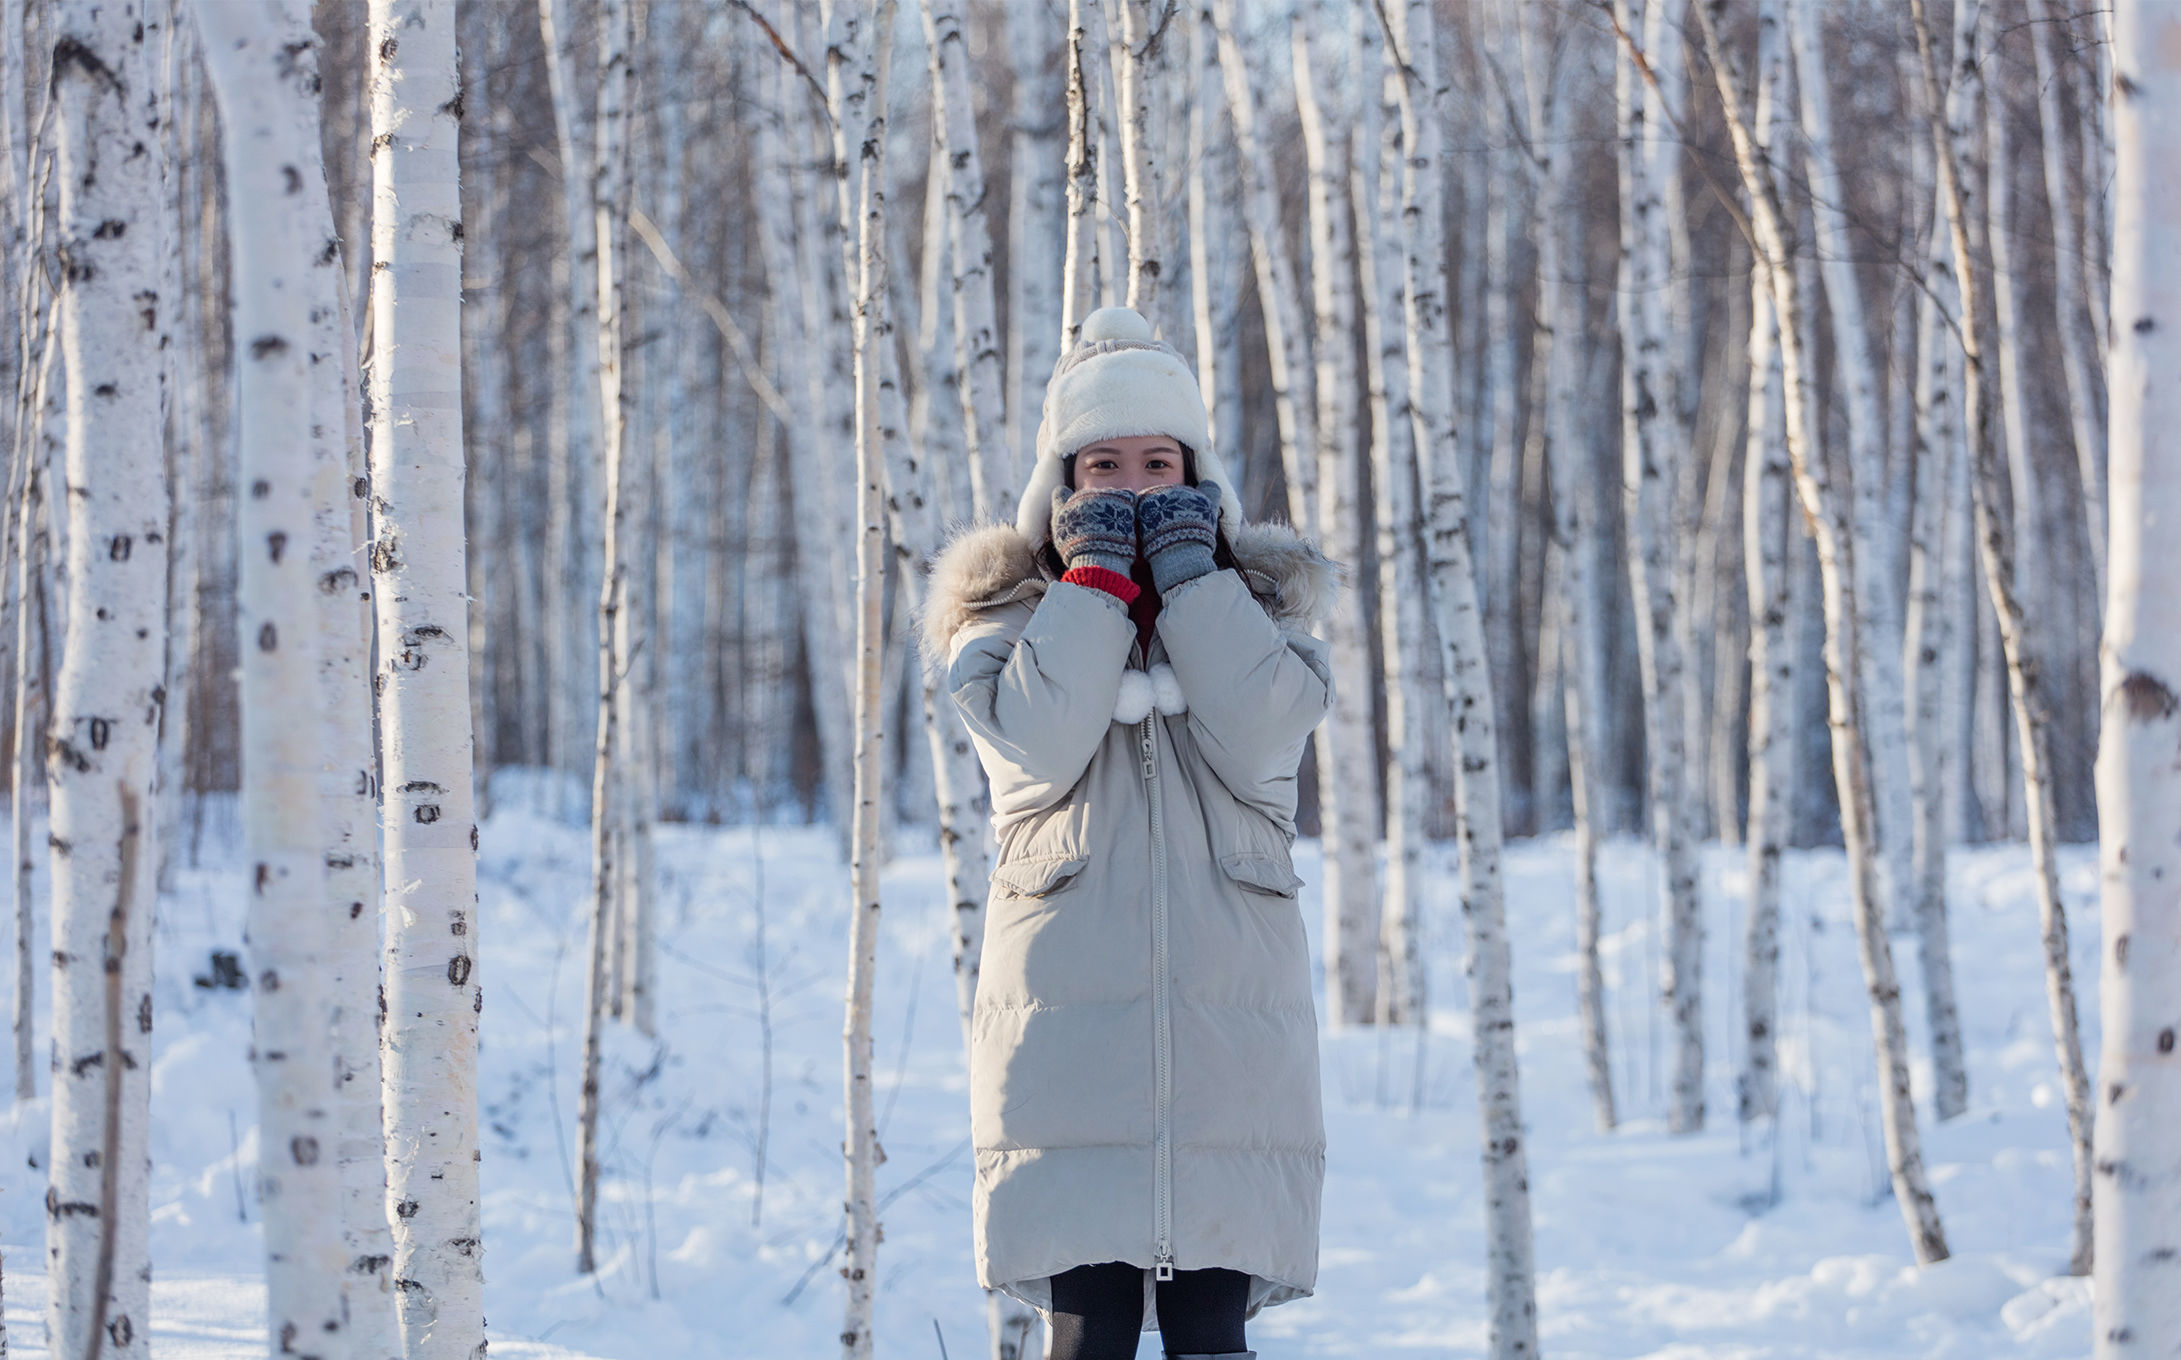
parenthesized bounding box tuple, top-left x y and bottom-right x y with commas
(1050, 485, 1141, 577)
(1136, 481, 1221, 594)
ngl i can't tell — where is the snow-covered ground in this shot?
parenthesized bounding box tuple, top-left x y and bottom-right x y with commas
(2, 787, 2102, 1357)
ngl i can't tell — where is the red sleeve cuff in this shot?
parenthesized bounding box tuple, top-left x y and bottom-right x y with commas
(1061, 564, 1142, 604)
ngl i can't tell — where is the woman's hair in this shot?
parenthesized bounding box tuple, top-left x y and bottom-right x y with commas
(1043, 439, 1238, 583)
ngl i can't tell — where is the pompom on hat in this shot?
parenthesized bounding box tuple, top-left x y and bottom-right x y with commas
(1014, 306, 1246, 550)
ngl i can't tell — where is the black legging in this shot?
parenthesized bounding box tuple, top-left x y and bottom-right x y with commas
(1046, 1260, 1249, 1359)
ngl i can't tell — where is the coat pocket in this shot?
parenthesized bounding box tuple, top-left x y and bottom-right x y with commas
(1218, 849, 1302, 898)
(990, 853, 1091, 898)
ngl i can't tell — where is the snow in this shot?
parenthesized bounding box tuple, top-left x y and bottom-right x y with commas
(1, 789, 2102, 1357)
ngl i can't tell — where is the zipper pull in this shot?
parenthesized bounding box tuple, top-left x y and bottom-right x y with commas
(1140, 720, 1156, 780)
(1155, 1252, 1175, 1281)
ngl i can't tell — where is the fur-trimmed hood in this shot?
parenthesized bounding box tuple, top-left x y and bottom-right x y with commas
(918, 518, 1341, 669)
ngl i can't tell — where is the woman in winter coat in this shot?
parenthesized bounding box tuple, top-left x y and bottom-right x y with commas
(920, 307, 1337, 1360)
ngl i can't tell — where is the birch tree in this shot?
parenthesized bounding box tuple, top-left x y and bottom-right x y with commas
(368, 0, 488, 1348)
(1355, 11, 1424, 1032)
(1213, 0, 1316, 531)
(193, 3, 351, 1346)
(1004, 0, 1063, 470)
(921, 0, 1011, 517)
(1292, 0, 1377, 1028)
(2093, 3, 2181, 1343)
(1612, 0, 1704, 1135)
(1908, 0, 2093, 1276)
(324, 258, 402, 1357)
(44, 1, 170, 1353)
(1112, 0, 1168, 331)
(825, 3, 897, 1352)
(1785, 0, 1964, 1117)
(1381, 0, 1540, 1350)
(1060, 0, 1101, 346)
(576, 0, 636, 1276)
(1519, 6, 1616, 1132)
(1735, 0, 1790, 1128)
(1683, 0, 1951, 1265)
(1188, 0, 1244, 473)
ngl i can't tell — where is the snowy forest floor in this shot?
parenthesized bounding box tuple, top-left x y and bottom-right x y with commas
(1, 780, 2103, 1358)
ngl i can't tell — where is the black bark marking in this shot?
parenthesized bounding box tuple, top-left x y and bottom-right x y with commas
(138, 992, 151, 1033)
(440, 91, 465, 121)
(88, 717, 109, 750)
(281, 165, 302, 196)
(319, 566, 357, 594)
(395, 1199, 419, 1218)
(268, 530, 288, 564)
(108, 1314, 132, 1348)
(2135, 316, 2156, 334)
(291, 1135, 320, 1166)
(51, 36, 121, 93)
(261, 967, 280, 992)
(2161, 1028, 2176, 1055)
(400, 780, 444, 794)
(92, 383, 116, 399)
(378, 35, 398, 62)
(255, 863, 273, 894)
(249, 335, 290, 360)
(351, 475, 368, 500)
(369, 534, 401, 574)
(84, 1148, 99, 1167)
(258, 622, 278, 652)
(2117, 934, 2131, 966)
(352, 1253, 391, 1274)
(447, 954, 472, 986)
(50, 736, 91, 772)
(2121, 672, 2178, 722)
(91, 219, 126, 239)
(108, 533, 131, 561)
(415, 804, 441, 824)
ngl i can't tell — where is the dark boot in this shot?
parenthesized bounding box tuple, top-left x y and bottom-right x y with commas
(1164, 1353, 1256, 1360)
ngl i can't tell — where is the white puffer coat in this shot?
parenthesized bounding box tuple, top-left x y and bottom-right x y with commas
(920, 519, 1337, 1331)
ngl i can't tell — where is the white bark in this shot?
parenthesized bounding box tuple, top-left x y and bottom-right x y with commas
(923, 0, 1012, 518)
(2093, 4, 2181, 1343)
(193, 2, 349, 1347)
(2030, 0, 2107, 602)
(1612, 0, 1703, 1136)
(325, 253, 401, 1357)
(1113, 0, 1166, 328)
(1522, 10, 1614, 1133)
(576, 0, 635, 1275)
(45, 1, 168, 1352)
(368, 0, 487, 1348)
(1356, 12, 1423, 1032)
(1213, 0, 1316, 532)
(827, 3, 896, 1354)
(538, 0, 603, 809)
(1689, 0, 1950, 1265)
(1903, 165, 1969, 1124)
(1292, 0, 1377, 1029)
(1060, 0, 1101, 347)
(1382, 1, 1540, 1351)
(1912, 0, 2094, 1276)
(1003, 0, 1064, 474)
(9, 292, 53, 1108)
(1187, 2, 1245, 476)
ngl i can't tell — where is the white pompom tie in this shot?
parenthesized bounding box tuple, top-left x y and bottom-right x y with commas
(1113, 664, 1187, 724)
(1078, 305, 1155, 345)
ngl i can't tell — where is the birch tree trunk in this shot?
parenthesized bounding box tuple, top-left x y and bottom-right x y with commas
(1188, 1, 1244, 478)
(537, 0, 602, 812)
(1687, 0, 1950, 1265)
(2093, 4, 2181, 1341)
(1909, 0, 2094, 1276)
(1612, 0, 1704, 1135)
(1356, 12, 1424, 1032)
(1382, 1, 1540, 1350)
(368, 0, 488, 1348)
(1113, 0, 1166, 328)
(1904, 166, 1969, 1124)
(1292, 0, 1377, 1028)
(193, 2, 349, 1347)
(325, 258, 402, 1357)
(9, 293, 53, 1108)
(1004, 0, 1063, 475)
(1734, 0, 1790, 1129)
(2030, 0, 2107, 601)
(44, 1, 169, 1352)
(828, 2, 897, 1354)
(1522, 9, 1616, 1133)
(576, 0, 635, 1275)
(1060, 0, 1101, 347)
(923, 0, 1012, 518)
(1214, 0, 1316, 532)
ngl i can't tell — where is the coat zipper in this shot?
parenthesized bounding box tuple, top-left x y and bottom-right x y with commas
(1141, 707, 1175, 1280)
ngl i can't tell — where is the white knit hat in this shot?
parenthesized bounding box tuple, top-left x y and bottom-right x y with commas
(1014, 306, 1246, 549)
